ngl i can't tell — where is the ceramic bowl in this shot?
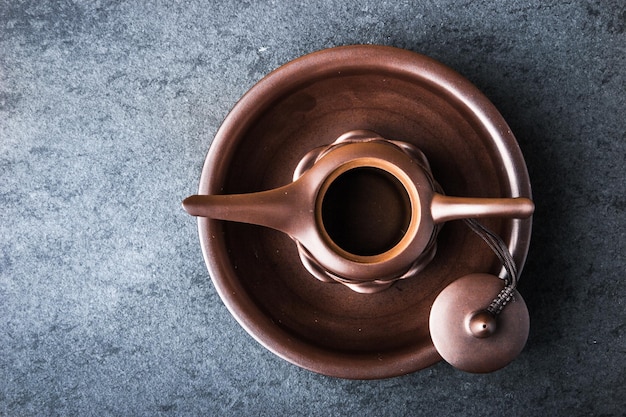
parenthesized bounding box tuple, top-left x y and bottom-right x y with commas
(193, 45, 532, 379)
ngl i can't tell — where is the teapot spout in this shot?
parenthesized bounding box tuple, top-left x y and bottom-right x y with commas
(182, 181, 307, 237)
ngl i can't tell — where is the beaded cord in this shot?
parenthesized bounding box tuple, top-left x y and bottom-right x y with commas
(463, 218, 520, 316)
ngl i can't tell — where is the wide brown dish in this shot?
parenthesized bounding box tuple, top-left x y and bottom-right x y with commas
(189, 45, 532, 379)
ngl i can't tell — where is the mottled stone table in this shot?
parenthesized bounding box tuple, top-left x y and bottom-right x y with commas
(1, 1, 624, 415)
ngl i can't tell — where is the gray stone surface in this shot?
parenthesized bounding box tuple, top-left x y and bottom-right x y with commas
(1, 1, 624, 415)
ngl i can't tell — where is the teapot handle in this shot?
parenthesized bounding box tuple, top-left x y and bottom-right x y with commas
(430, 194, 534, 223)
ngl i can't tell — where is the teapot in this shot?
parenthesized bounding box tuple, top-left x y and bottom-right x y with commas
(183, 130, 534, 293)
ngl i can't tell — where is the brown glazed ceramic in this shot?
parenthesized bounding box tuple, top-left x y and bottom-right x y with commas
(186, 46, 533, 379)
(184, 130, 533, 293)
(429, 273, 530, 373)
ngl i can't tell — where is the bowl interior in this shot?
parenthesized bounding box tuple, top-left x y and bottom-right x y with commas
(198, 46, 531, 379)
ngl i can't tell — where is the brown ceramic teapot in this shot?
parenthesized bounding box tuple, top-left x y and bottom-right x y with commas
(183, 130, 533, 293)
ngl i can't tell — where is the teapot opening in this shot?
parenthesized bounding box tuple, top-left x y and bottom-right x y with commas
(320, 166, 412, 257)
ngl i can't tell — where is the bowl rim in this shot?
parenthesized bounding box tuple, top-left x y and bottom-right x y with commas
(195, 45, 532, 379)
